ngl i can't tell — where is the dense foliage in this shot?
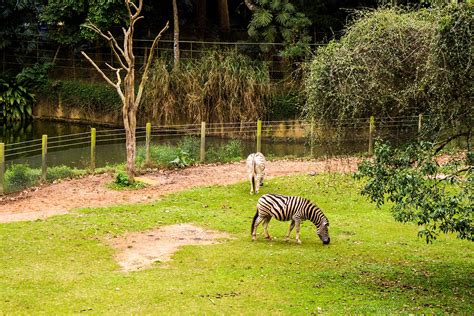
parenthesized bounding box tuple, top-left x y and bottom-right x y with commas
(0, 77, 34, 123)
(355, 142, 473, 243)
(247, 0, 312, 59)
(304, 4, 472, 138)
(143, 51, 272, 123)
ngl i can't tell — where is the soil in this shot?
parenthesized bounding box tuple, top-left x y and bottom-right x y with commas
(105, 223, 231, 272)
(0, 158, 361, 223)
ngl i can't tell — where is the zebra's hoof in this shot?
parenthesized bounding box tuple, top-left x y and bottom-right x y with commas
(297, 240, 302, 244)
(265, 236, 272, 240)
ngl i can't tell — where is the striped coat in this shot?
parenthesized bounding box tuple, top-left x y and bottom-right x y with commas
(251, 194, 330, 245)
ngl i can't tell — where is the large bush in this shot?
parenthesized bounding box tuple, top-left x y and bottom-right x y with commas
(304, 4, 472, 139)
(143, 51, 273, 124)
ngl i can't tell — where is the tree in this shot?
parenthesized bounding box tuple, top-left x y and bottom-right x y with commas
(351, 3, 473, 243)
(172, 0, 180, 70)
(244, 0, 312, 60)
(81, 0, 169, 181)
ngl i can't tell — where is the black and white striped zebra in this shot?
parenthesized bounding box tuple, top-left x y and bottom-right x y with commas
(246, 152, 266, 194)
(251, 194, 330, 245)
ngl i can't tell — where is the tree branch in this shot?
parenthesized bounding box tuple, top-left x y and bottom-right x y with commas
(83, 22, 129, 70)
(434, 131, 471, 155)
(135, 21, 170, 108)
(81, 52, 125, 104)
(244, 0, 258, 11)
(81, 51, 117, 87)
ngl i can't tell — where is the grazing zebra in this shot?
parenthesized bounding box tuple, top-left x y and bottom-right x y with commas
(251, 194, 330, 245)
(246, 152, 266, 194)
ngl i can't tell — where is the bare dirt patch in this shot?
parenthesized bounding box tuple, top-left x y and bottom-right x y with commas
(105, 223, 231, 272)
(0, 158, 361, 223)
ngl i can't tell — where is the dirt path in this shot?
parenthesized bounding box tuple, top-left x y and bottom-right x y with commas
(106, 223, 231, 272)
(0, 158, 360, 223)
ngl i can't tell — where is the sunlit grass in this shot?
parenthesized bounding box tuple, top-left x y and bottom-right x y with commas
(0, 174, 472, 314)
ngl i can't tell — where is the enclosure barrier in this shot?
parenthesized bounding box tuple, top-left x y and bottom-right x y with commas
(0, 116, 425, 195)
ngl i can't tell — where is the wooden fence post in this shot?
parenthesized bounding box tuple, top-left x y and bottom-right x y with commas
(256, 119, 262, 153)
(146, 122, 151, 165)
(418, 114, 422, 134)
(41, 135, 48, 181)
(0, 143, 4, 195)
(90, 128, 96, 172)
(200, 122, 206, 162)
(310, 118, 315, 157)
(368, 116, 375, 156)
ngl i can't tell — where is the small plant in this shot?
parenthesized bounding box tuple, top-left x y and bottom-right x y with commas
(169, 150, 193, 169)
(108, 171, 146, 190)
(177, 136, 200, 161)
(5, 164, 40, 193)
(115, 171, 131, 186)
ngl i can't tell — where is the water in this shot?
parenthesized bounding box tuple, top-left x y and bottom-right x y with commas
(1, 119, 397, 169)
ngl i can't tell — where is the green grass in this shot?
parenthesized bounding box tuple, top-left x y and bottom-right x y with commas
(0, 174, 472, 314)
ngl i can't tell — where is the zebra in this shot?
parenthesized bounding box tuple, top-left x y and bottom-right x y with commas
(251, 194, 330, 245)
(246, 152, 266, 194)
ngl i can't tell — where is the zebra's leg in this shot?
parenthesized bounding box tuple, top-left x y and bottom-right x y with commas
(251, 215, 265, 241)
(285, 220, 295, 241)
(255, 173, 261, 194)
(263, 217, 272, 240)
(249, 174, 255, 194)
(295, 220, 302, 244)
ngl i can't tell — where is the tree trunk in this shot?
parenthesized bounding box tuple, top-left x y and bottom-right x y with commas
(123, 70, 136, 182)
(172, 0, 180, 70)
(196, 0, 207, 38)
(218, 0, 230, 35)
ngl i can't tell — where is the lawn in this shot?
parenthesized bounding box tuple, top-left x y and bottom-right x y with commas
(0, 174, 472, 314)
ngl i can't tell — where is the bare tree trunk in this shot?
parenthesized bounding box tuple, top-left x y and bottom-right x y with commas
(172, 0, 180, 70)
(218, 0, 230, 35)
(196, 0, 207, 38)
(81, 0, 169, 182)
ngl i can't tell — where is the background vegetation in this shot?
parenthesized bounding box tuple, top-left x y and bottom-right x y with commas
(143, 51, 272, 124)
(304, 4, 472, 139)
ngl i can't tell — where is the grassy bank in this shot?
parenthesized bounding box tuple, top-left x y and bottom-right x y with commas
(0, 174, 472, 314)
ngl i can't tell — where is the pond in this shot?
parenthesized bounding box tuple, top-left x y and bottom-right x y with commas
(1, 119, 414, 169)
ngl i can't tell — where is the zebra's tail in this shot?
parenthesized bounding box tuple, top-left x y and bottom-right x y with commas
(251, 209, 259, 235)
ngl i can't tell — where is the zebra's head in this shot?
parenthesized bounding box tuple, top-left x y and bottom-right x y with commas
(317, 220, 330, 245)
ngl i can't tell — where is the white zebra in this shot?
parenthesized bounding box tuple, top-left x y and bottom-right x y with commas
(246, 152, 266, 194)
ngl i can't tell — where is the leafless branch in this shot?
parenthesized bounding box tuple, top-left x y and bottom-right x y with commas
(81, 52, 125, 103)
(81, 51, 116, 87)
(135, 21, 170, 108)
(434, 131, 470, 155)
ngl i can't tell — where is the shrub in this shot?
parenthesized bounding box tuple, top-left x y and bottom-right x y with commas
(5, 164, 40, 192)
(46, 165, 86, 182)
(38, 80, 121, 114)
(136, 144, 182, 168)
(303, 4, 472, 139)
(0, 77, 35, 123)
(207, 140, 243, 163)
(177, 136, 200, 161)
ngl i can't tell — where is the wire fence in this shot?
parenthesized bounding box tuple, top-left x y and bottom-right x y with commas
(0, 115, 426, 194)
(2, 116, 423, 160)
(1, 38, 322, 81)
